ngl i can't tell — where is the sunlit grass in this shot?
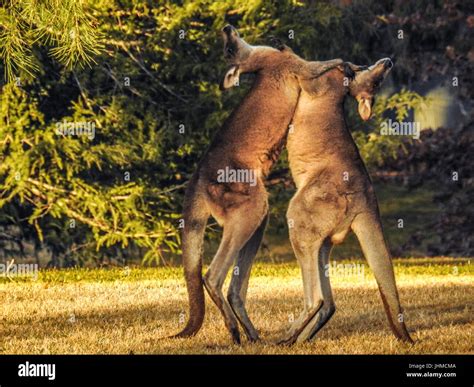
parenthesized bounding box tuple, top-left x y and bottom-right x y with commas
(0, 257, 471, 284)
(0, 258, 472, 354)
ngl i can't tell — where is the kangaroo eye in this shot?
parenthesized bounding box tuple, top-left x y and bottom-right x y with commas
(226, 47, 234, 55)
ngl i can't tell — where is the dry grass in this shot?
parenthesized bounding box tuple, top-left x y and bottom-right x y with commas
(0, 258, 472, 354)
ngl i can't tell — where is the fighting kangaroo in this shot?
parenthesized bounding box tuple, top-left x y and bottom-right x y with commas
(174, 25, 342, 344)
(222, 48, 413, 344)
(278, 58, 414, 344)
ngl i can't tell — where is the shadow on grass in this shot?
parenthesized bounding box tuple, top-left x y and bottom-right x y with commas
(4, 283, 472, 351)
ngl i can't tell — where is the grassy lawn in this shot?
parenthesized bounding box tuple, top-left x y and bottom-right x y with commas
(1, 258, 472, 354)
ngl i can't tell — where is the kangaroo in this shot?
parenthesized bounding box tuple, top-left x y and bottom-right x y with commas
(278, 58, 414, 344)
(174, 25, 342, 344)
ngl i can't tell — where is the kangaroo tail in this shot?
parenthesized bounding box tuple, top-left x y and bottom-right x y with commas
(173, 178, 209, 338)
(351, 211, 414, 343)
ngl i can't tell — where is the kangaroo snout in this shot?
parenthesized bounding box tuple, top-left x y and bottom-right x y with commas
(222, 24, 232, 33)
(222, 25, 253, 63)
(383, 58, 393, 69)
(372, 57, 393, 72)
(222, 24, 239, 41)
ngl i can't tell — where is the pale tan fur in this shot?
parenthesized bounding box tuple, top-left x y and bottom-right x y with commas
(279, 59, 413, 344)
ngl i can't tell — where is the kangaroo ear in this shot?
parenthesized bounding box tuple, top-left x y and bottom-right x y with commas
(358, 97, 372, 121)
(220, 65, 241, 90)
(340, 62, 356, 79)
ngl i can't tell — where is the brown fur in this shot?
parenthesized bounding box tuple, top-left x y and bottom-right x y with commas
(173, 25, 342, 343)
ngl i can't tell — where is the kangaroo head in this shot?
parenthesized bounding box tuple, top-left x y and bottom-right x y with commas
(221, 24, 279, 89)
(347, 58, 393, 120)
(221, 24, 342, 89)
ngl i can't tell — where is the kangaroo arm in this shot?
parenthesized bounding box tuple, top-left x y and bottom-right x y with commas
(304, 59, 344, 79)
(344, 62, 369, 72)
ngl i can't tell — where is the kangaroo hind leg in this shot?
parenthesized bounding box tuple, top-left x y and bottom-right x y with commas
(227, 213, 268, 342)
(203, 192, 268, 344)
(296, 238, 335, 343)
(276, 195, 329, 345)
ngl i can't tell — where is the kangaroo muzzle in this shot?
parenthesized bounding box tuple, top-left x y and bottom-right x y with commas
(383, 58, 393, 69)
(370, 57, 393, 78)
(222, 24, 253, 63)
